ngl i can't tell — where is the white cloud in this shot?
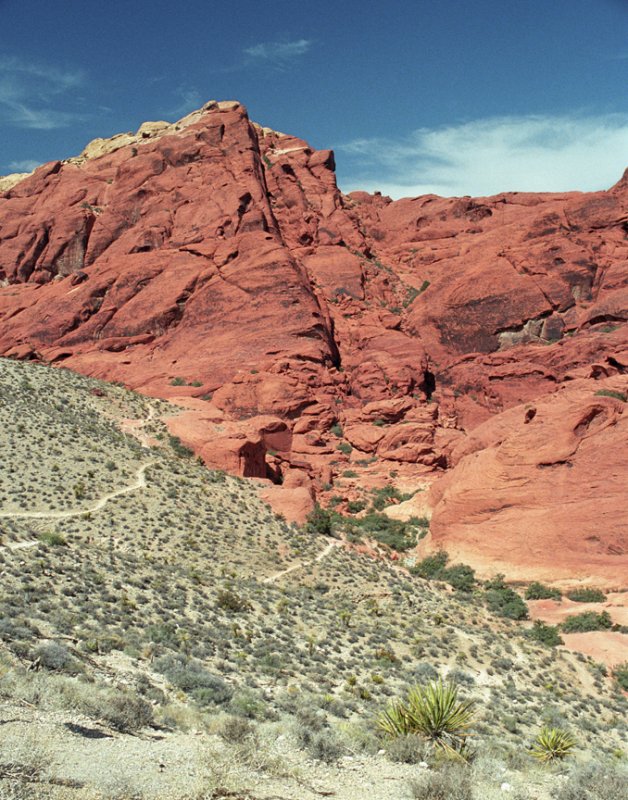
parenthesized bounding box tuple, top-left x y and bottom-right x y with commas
(338, 114, 628, 198)
(244, 39, 311, 64)
(0, 55, 86, 129)
(7, 159, 40, 172)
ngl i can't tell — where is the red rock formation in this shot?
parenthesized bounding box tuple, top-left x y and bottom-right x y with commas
(0, 101, 626, 581)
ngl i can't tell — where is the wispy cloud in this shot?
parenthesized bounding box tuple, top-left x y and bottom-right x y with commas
(7, 159, 41, 172)
(244, 38, 311, 65)
(169, 86, 202, 117)
(0, 55, 86, 129)
(338, 114, 628, 198)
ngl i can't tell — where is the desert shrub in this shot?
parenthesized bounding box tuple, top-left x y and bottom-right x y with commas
(555, 763, 628, 800)
(611, 662, 628, 691)
(378, 679, 475, 756)
(0, 620, 36, 643)
(38, 531, 66, 547)
(525, 620, 563, 648)
(371, 484, 410, 510)
(561, 611, 612, 633)
(337, 441, 352, 455)
(347, 500, 366, 514)
(229, 689, 268, 719)
(306, 730, 345, 763)
(412, 662, 439, 683)
(566, 588, 607, 603)
(219, 715, 256, 744)
(330, 423, 343, 437)
(32, 642, 79, 674)
(306, 504, 335, 536)
(216, 589, 251, 613)
(347, 512, 418, 552)
(168, 434, 194, 458)
(441, 564, 476, 593)
(411, 551, 449, 579)
(98, 690, 154, 732)
(153, 654, 232, 705)
(409, 551, 474, 589)
(525, 582, 562, 600)
(484, 576, 528, 620)
(293, 702, 344, 762)
(531, 726, 576, 762)
(386, 733, 428, 763)
(408, 762, 473, 800)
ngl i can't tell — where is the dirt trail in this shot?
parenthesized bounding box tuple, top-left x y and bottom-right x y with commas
(262, 539, 340, 584)
(0, 462, 154, 522)
(120, 404, 158, 448)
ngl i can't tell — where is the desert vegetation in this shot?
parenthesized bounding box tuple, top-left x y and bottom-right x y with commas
(0, 358, 626, 798)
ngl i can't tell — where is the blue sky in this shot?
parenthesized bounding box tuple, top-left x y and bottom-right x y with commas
(1, 0, 627, 197)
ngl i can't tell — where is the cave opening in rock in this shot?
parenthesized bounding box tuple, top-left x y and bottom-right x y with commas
(423, 369, 436, 400)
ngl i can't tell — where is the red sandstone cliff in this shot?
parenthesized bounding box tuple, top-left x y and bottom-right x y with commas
(1, 100, 626, 582)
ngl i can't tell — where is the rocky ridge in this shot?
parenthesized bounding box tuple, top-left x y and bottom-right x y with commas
(0, 100, 626, 583)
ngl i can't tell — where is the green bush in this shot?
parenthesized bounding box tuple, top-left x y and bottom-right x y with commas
(484, 576, 528, 620)
(561, 611, 612, 633)
(371, 484, 410, 510)
(525, 581, 562, 600)
(525, 620, 563, 647)
(611, 661, 628, 691)
(306, 504, 335, 536)
(168, 434, 194, 458)
(347, 512, 418, 551)
(38, 531, 66, 547)
(410, 551, 449, 579)
(566, 588, 607, 603)
(410, 551, 479, 591)
(441, 564, 476, 593)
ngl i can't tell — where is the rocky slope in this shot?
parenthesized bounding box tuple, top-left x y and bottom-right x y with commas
(0, 100, 626, 583)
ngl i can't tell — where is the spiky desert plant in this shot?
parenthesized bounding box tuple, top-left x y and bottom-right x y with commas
(531, 726, 576, 762)
(378, 697, 415, 738)
(378, 679, 475, 755)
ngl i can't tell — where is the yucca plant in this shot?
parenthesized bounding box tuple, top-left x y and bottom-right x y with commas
(378, 679, 475, 755)
(531, 726, 576, 762)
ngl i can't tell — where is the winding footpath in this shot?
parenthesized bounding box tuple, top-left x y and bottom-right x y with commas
(0, 462, 154, 552)
(0, 462, 153, 521)
(262, 539, 341, 584)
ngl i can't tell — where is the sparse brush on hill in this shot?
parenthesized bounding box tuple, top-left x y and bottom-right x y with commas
(0, 358, 626, 799)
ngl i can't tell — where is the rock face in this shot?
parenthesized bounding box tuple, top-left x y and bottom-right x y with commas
(0, 100, 626, 582)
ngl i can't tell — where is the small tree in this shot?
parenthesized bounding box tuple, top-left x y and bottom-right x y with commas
(306, 504, 334, 536)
